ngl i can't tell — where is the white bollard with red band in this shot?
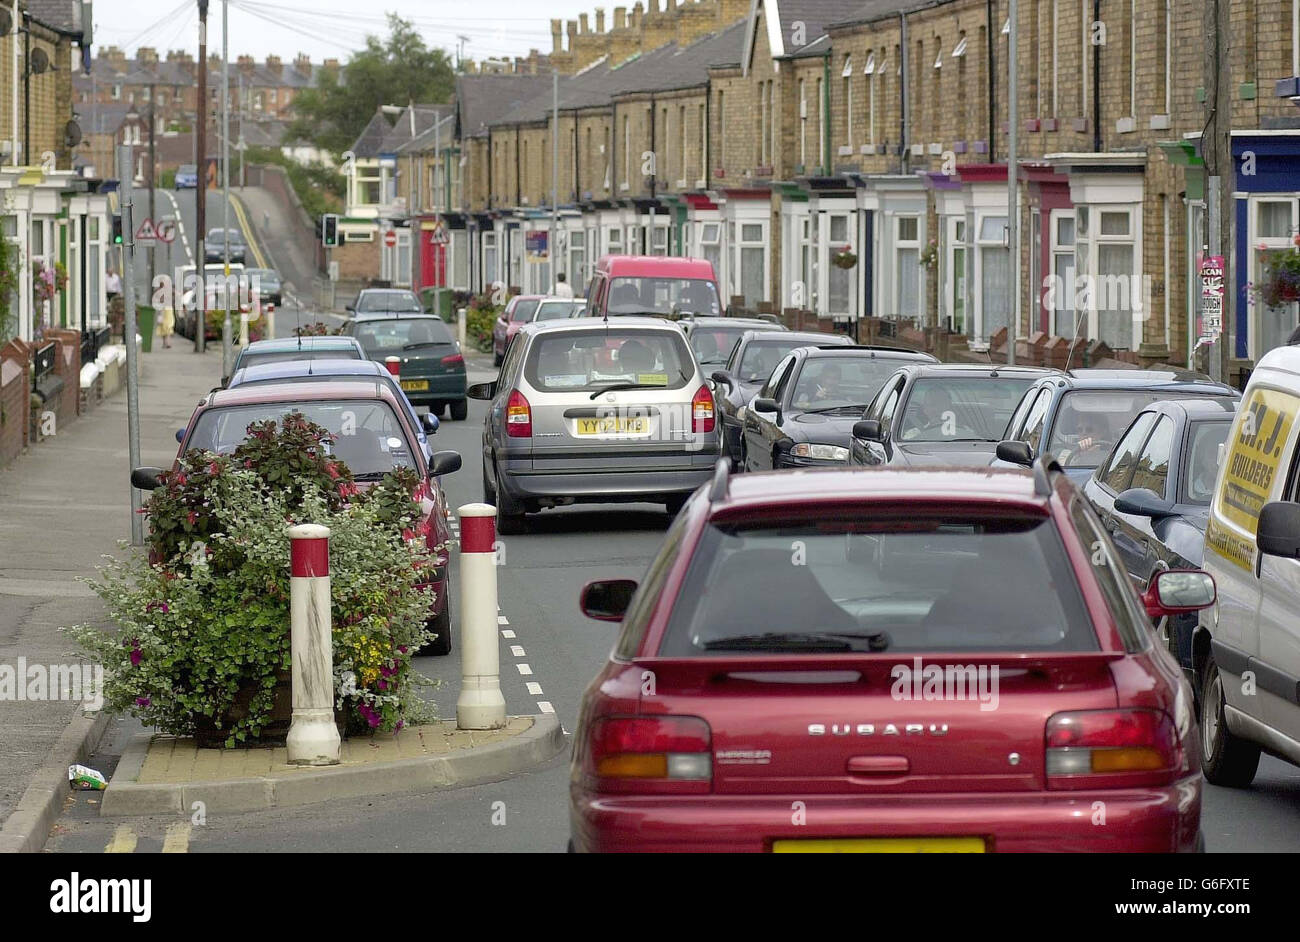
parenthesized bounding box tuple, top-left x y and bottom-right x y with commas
(456, 503, 507, 730)
(286, 523, 341, 765)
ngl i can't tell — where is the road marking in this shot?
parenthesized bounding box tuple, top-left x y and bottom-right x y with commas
(162, 822, 192, 853)
(509, 644, 526, 657)
(538, 701, 555, 714)
(105, 825, 138, 854)
(160, 189, 192, 266)
(497, 615, 509, 625)
(501, 629, 515, 639)
(227, 192, 270, 269)
(516, 663, 533, 676)
(526, 682, 543, 695)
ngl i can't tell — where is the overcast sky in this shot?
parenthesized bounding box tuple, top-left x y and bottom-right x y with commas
(92, 0, 598, 64)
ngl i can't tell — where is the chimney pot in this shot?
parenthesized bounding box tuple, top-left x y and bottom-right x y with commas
(595, 8, 605, 32)
(614, 6, 626, 29)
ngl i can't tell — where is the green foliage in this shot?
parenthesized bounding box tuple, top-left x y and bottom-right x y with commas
(294, 320, 347, 337)
(464, 292, 500, 352)
(0, 236, 18, 340)
(72, 414, 438, 744)
(245, 145, 343, 222)
(160, 168, 176, 189)
(286, 15, 455, 156)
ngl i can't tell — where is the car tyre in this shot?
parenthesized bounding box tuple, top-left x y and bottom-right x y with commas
(493, 462, 527, 535)
(664, 495, 687, 517)
(423, 584, 452, 656)
(1199, 653, 1261, 788)
(450, 399, 468, 421)
(482, 463, 497, 503)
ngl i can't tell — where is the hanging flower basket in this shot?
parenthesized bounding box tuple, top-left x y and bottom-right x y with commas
(1254, 242, 1300, 309)
(919, 238, 939, 271)
(832, 248, 858, 270)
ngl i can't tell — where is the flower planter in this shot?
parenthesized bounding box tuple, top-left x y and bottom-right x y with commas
(832, 253, 858, 270)
(192, 670, 294, 748)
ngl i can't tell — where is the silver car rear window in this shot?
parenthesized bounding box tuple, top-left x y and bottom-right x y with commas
(524, 329, 694, 393)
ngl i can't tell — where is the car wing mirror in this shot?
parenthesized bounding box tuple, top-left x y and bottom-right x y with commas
(995, 440, 1033, 467)
(429, 450, 462, 478)
(175, 428, 186, 444)
(1114, 487, 1174, 518)
(422, 412, 440, 434)
(852, 419, 884, 443)
(1257, 501, 1300, 559)
(1140, 570, 1216, 618)
(580, 579, 638, 622)
(711, 369, 733, 390)
(131, 467, 165, 490)
(467, 381, 497, 400)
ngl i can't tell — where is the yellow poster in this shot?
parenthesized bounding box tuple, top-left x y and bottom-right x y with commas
(1217, 387, 1299, 535)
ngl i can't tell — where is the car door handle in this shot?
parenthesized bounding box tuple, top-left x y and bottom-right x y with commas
(847, 755, 910, 776)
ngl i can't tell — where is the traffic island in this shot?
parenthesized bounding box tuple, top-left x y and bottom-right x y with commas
(98, 714, 564, 816)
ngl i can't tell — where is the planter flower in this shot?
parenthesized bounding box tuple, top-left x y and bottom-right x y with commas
(1254, 245, 1300, 309)
(71, 415, 437, 747)
(919, 238, 939, 271)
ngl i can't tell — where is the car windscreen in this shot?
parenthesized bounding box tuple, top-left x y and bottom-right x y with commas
(895, 377, 1037, 443)
(1047, 391, 1223, 469)
(509, 299, 540, 322)
(688, 327, 748, 366)
(790, 357, 910, 413)
(534, 300, 581, 321)
(356, 291, 422, 313)
(1183, 419, 1232, 505)
(657, 515, 1097, 655)
(206, 229, 244, 244)
(239, 349, 362, 371)
(354, 318, 454, 355)
(607, 277, 720, 316)
(187, 401, 415, 478)
(524, 329, 693, 393)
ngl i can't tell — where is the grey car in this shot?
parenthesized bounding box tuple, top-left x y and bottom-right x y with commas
(468, 317, 723, 533)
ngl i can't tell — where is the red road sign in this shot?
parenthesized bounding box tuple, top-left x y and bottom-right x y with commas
(383, 230, 397, 248)
(135, 218, 159, 243)
(430, 222, 449, 245)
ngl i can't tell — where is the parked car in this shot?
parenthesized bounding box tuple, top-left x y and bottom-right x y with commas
(174, 164, 199, 189)
(245, 267, 283, 306)
(1082, 397, 1238, 696)
(995, 369, 1240, 483)
(345, 312, 468, 420)
(348, 288, 426, 316)
(584, 255, 722, 319)
(130, 380, 462, 654)
(849, 364, 1055, 468)
(570, 458, 1213, 852)
(225, 357, 440, 460)
(680, 316, 786, 374)
(493, 295, 544, 366)
(224, 336, 365, 385)
(533, 298, 586, 322)
(204, 227, 247, 264)
(741, 345, 938, 471)
(712, 329, 853, 468)
(176, 263, 250, 341)
(469, 317, 722, 533)
(1197, 344, 1300, 787)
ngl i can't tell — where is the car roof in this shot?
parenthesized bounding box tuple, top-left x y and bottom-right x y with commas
(230, 358, 387, 385)
(524, 316, 683, 334)
(351, 310, 441, 321)
(1141, 396, 1240, 419)
(904, 363, 1058, 378)
(690, 316, 774, 326)
(241, 336, 360, 352)
(712, 467, 1053, 512)
(597, 254, 716, 278)
(742, 330, 847, 344)
(1056, 367, 1236, 393)
(203, 378, 402, 409)
(800, 345, 938, 361)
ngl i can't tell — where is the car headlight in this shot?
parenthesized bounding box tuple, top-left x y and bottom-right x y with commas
(790, 443, 849, 461)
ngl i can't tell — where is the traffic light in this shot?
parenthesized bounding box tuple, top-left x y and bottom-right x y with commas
(112, 214, 123, 244)
(321, 213, 339, 248)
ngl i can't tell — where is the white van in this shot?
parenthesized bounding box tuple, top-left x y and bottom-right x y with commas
(1198, 344, 1300, 787)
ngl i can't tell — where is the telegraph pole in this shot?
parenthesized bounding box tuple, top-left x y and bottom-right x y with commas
(1006, 0, 1018, 366)
(1204, 0, 1233, 384)
(118, 144, 144, 545)
(148, 83, 157, 295)
(195, 0, 208, 353)
(551, 67, 558, 291)
(221, 0, 232, 378)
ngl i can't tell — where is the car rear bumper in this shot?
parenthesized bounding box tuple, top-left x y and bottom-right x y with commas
(503, 464, 716, 502)
(570, 782, 1202, 852)
(401, 377, 467, 404)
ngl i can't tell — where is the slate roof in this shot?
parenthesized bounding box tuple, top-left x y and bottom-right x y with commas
(455, 73, 555, 138)
(27, 0, 83, 34)
(771, 0, 871, 48)
(826, 0, 943, 30)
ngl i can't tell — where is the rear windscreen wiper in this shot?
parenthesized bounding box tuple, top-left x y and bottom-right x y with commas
(700, 631, 890, 652)
(588, 382, 666, 399)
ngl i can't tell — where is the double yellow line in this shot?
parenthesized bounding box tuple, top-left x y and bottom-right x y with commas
(104, 822, 191, 853)
(227, 192, 270, 270)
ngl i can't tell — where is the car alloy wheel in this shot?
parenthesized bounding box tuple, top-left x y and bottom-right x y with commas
(1199, 655, 1261, 788)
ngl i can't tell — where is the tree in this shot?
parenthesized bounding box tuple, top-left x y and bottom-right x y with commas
(286, 14, 455, 156)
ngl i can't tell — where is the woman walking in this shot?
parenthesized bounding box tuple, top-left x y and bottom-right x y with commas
(158, 304, 175, 349)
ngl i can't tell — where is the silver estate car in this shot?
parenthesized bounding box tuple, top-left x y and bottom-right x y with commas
(469, 317, 723, 532)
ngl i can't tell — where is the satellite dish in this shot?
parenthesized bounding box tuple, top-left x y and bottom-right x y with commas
(30, 48, 50, 75)
(64, 120, 82, 148)
(0, 9, 12, 36)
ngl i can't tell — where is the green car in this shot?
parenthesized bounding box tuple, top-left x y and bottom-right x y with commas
(347, 313, 469, 420)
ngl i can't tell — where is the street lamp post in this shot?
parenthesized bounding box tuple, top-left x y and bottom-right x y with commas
(1006, 0, 1019, 366)
(195, 0, 208, 354)
(221, 0, 232, 378)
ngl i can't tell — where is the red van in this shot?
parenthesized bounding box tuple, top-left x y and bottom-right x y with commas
(585, 255, 722, 319)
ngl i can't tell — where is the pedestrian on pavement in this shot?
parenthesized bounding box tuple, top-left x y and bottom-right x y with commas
(158, 304, 175, 348)
(554, 272, 574, 298)
(106, 267, 122, 302)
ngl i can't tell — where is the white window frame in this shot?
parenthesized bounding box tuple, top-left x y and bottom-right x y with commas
(798, 78, 807, 167)
(865, 53, 877, 146)
(732, 217, 770, 308)
(944, 215, 968, 335)
(895, 214, 922, 319)
(843, 56, 853, 148)
(1073, 203, 1143, 348)
(975, 211, 1010, 340)
(1049, 209, 1077, 338)
(823, 210, 856, 317)
(1247, 196, 1300, 361)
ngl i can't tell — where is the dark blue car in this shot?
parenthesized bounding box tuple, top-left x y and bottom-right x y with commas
(1081, 397, 1240, 691)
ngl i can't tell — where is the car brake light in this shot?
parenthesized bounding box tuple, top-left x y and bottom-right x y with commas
(691, 384, 715, 433)
(506, 389, 532, 437)
(589, 716, 711, 783)
(1045, 709, 1184, 788)
(441, 353, 464, 366)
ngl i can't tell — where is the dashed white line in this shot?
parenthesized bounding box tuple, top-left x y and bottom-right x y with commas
(497, 615, 509, 625)
(501, 629, 516, 639)
(537, 701, 555, 714)
(516, 663, 533, 676)
(509, 645, 526, 657)
(526, 682, 543, 695)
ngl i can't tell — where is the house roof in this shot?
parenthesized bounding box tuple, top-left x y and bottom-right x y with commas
(744, 0, 872, 71)
(27, 0, 84, 35)
(378, 104, 454, 153)
(348, 110, 393, 158)
(455, 73, 555, 138)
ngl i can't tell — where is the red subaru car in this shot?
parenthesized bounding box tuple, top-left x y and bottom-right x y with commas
(570, 460, 1214, 852)
(493, 294, 544, 366)
(131, 380, 462, 654)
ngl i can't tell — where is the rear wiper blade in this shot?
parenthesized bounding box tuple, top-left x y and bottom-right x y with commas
(701, 631, 890, 652)
(403, 341, 452, 350)
(801, 404, 870, 414)
(588, 382, 665, 399)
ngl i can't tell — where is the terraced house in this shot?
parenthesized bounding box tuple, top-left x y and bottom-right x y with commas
(408, 0, 1300, 377)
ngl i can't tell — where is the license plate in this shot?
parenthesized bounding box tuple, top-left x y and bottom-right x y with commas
(771, 838, 985, 853)
(576, 416, 648, 435)
(401, 379, 429, 391)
